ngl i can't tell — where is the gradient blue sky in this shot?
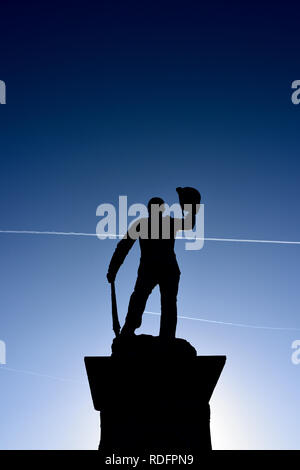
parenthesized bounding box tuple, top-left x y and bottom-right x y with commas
(1, 1, 300, 449)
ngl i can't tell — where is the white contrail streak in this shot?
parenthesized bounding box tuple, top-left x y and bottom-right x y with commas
(1, 230, 300, 245)
(1, 230, 298, 384)
(0, 365, 81, 383)
(0, 230, 97, 237)
(1, 312, 299, 384)
(145, 311, 300, 331)
(203, 237, 300, 245)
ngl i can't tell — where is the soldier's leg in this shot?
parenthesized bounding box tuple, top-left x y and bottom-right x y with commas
(122, 273, 157, 334)
(159, 270, 180, 339)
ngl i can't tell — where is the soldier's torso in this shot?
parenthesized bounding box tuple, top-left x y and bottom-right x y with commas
(138, 217, 180, 274)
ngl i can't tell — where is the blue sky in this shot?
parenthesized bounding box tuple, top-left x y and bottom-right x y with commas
(1, 1, 300, 449)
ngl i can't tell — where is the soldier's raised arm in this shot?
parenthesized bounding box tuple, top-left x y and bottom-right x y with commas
(173, 187, 201, 234)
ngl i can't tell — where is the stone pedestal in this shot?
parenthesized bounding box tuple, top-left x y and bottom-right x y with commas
(85, 335, 226, 457)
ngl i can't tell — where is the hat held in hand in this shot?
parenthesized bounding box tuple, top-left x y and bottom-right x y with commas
(176, 187, 201, 214)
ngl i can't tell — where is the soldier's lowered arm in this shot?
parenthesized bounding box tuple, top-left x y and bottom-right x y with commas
(106, 222, 139, 283)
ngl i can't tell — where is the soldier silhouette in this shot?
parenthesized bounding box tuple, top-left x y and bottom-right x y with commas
(107, 187, 201, 339)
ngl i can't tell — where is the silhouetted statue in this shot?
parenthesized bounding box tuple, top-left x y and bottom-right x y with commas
(107, 187, 201, 339)
(85, 186, 227, 457)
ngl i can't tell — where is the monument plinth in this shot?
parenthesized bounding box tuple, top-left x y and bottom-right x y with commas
(85, 335, 226, 457)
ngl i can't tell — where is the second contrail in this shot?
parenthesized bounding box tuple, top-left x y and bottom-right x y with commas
(1, 230, 300, 245)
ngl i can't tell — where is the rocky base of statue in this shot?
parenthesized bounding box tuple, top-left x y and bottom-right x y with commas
(85, 334, 226, 460)
(111, 333, 197, 358)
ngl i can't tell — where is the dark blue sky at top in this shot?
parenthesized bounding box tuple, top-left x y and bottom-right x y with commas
(1, 1, 300, 449)
(1, 1, 300, 236)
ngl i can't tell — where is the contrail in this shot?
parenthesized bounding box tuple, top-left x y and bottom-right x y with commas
(1, 313, 298, 384)
(200, 237, 300, 245)
(0, 365, 81, 383)
(1, 229, 298, 385)
(145, 311, 300, 331)
(1, 230, 300, 245)
(0, 230, 97, 237)
(1, 230, 300, 331)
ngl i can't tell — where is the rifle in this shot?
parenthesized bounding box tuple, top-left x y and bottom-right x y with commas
(111, 281, 121, 337)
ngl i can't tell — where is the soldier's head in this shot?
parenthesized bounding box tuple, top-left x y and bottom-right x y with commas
(147, 197, 165, 217)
